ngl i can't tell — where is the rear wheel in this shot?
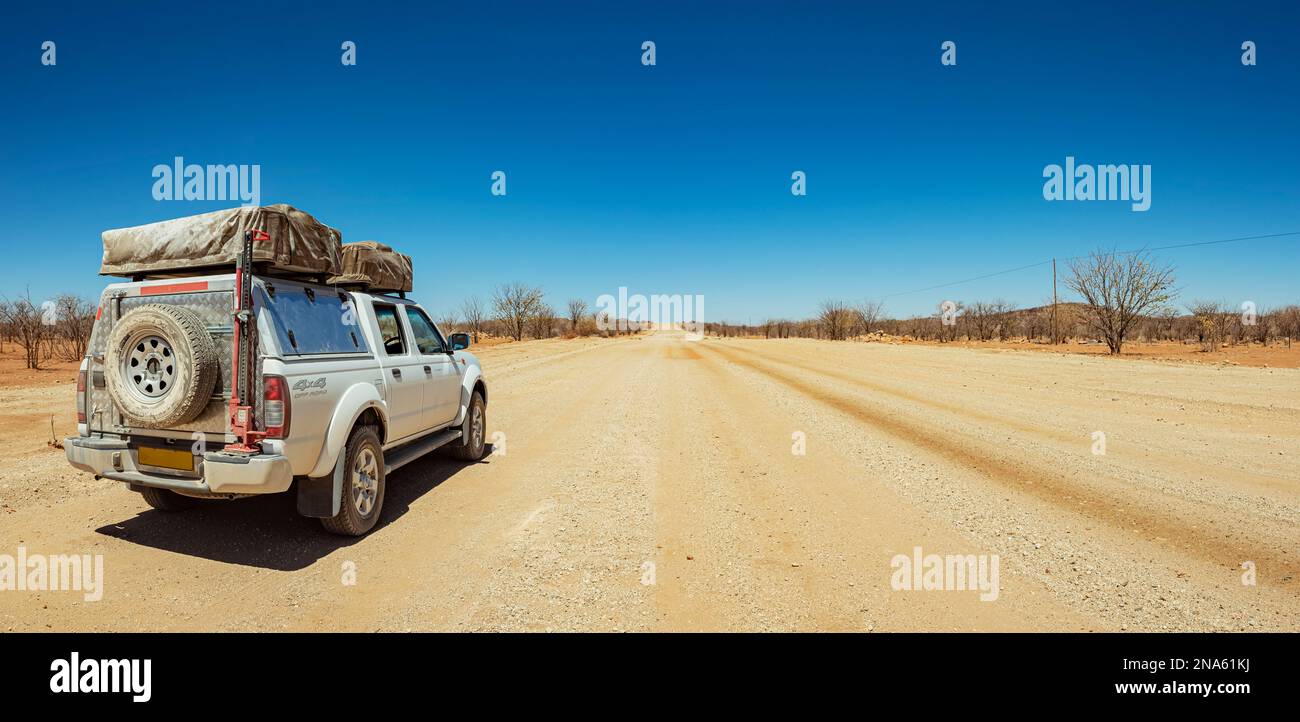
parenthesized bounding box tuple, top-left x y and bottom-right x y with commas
(136, 486, 196, 512)
(321, 426, 386, 536)
(449, 392, 487, 461)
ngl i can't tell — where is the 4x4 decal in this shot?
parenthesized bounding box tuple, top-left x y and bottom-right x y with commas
(292, 377, 328, 397)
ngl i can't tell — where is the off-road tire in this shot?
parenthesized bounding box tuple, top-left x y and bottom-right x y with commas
(449, 392, 488, 461)
(105, 304, 220, 427)
(137, 486, 197, 512)
(320, 425, 386, 536)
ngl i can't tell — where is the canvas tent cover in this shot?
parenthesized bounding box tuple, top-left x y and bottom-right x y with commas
(328, 241, 413, 293)
(100, 204, 343, 277)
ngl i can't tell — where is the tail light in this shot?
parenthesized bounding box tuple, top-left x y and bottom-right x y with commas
(76, 371, 87, 423)
(262, 375, 291, 439)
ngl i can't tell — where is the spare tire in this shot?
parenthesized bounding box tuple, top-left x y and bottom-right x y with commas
(106, 304, 220, 427)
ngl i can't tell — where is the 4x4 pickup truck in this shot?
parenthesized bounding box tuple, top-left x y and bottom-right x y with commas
(64, 272, 488, 536)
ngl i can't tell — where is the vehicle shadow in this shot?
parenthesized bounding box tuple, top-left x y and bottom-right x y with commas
(93, 445, 495, 572)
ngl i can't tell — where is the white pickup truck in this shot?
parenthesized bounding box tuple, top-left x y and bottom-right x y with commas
(64, 272, 488, 536)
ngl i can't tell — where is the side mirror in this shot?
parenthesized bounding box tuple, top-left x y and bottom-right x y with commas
(449, 332, 470, 351)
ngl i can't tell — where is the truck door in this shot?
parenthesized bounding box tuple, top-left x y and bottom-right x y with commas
(371, 302, 425, 441)
(402, 305, 462, 429)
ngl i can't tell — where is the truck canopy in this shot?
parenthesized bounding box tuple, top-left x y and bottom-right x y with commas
(100, 204, 343, 278)
(328, 241, 414, 293)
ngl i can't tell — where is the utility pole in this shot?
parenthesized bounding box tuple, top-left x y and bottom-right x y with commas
(1051, 258, 1059, 344)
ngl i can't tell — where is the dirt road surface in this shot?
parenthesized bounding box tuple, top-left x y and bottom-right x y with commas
(2, 333, 1297, 631)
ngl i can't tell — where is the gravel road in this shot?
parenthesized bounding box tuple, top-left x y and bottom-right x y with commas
(2, 333, 1296, 631)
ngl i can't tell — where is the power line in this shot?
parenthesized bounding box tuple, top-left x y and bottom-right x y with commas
(1100, 231, 1300, 259)
(879, 230, 1300, 300)
(880, 260, 1051, 298)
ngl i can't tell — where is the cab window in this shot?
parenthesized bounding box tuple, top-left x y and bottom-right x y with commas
(372, 303, 408, 356)
(405, 307, 446, 355)
(258, 285, 369, 356)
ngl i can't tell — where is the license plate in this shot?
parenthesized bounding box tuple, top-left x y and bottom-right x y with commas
(137, 446, 194, 471)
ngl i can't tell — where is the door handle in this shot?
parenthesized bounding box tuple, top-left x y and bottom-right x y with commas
(423, 365, 432, 374)
(391, 369, 402, 379)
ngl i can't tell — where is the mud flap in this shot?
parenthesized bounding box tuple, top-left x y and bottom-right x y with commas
(451, 386, 470, 445)
(296, 449, 345, 518)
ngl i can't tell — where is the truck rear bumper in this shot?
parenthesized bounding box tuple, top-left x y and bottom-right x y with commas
(64, 436, 292, 495)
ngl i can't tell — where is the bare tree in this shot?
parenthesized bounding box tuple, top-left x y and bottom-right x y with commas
(990, 300, 1017, 340)
(1151, 306, 1179, 343)
(595, 308, 614, 337)
(529, 302, 556, 339)
(1066, 250, 1177, 354)
(438, 312, 461, 334)
(1251, 305, 1272, 345)
(492, 282, 545, 342)
(935, 301, 964, 343)
(0, 291, 49, 369)
(855, 300, 885, 337)
(964, 301, 999, 341)
(1277, 305, 1300, 348)
(566, 298, 588, 336)
(1022, 300, 1053, 342)
(1187, 300, 1224, 352)
(52, 294, 95, 361)
(818, 300, 854, 341)
(1220, 302, 1245, 345)
(459, 296, 488, 343)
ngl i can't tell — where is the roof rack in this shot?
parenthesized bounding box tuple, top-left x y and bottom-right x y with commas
(126, 262, 334, 286)
(102, 207, 417, 294)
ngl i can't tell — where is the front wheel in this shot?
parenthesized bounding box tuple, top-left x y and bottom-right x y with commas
(320, 425, 386, 536)
(449, 392, 487, 461)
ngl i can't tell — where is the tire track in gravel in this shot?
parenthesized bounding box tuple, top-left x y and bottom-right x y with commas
(646, 338, 821, 630)
(699, 341, 1300, 589)
(449, 341, 662, 630)
(652, 338, 1088, 630)
(727, 341, 1295, 497)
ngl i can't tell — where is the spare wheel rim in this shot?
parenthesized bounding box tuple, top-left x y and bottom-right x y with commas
(122, 332, 178, 401)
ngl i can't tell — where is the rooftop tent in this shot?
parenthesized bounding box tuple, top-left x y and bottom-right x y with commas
(328, 241, 414, 293)
(100, 204, 343, 278)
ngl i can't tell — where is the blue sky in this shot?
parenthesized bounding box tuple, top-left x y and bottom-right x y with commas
(1, 0, 1297, 321)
